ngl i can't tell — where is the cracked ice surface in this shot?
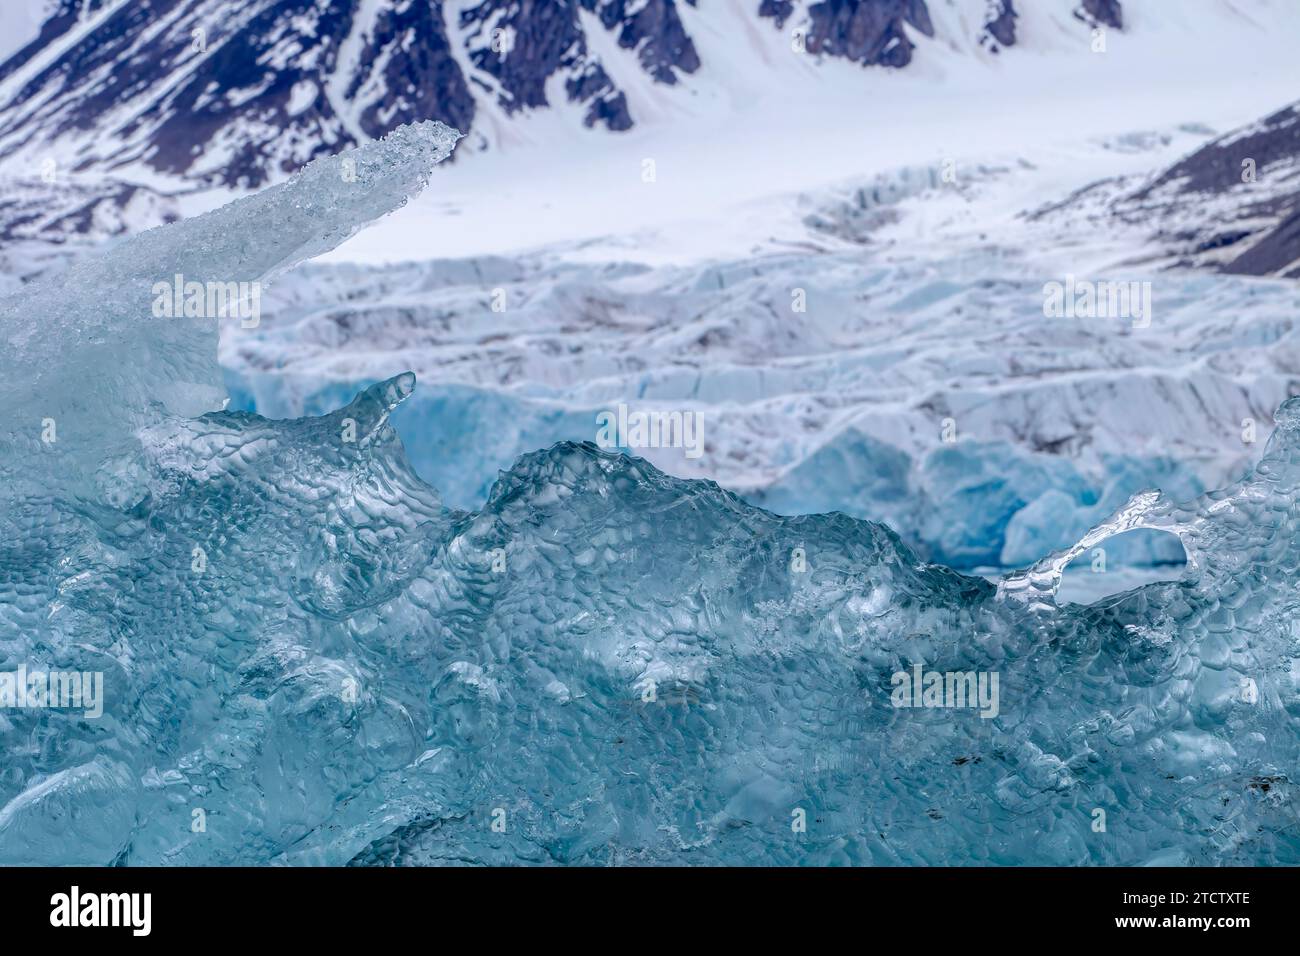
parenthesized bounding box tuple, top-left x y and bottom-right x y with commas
(220, 227, 1300, 569)
(1, 124, 1298, 866)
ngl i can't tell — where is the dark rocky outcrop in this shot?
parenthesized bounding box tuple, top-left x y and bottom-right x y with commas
(982, 0, 1017, 51)
(457, 0, 699, 131)
(759, 0, 936, 68)
(1116, 103, 1300, 278)
(1076, 0, 1123, 30)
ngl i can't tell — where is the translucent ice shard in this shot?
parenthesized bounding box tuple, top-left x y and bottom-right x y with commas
(0, 121, 459, 492)
(0, 120, 1297, 867)
(997, 489, 1178, 609)
(1000, 397, 1300, 608)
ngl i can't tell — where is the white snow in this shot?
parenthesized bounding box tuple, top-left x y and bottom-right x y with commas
(0, 0, 53, 66)
(314, 0, 1300, 267)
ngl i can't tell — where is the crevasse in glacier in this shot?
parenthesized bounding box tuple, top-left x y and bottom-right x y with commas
(0, 123, 1297, 866)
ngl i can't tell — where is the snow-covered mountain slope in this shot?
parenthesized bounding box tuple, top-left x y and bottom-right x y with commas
(0, 0, 1136, 189)
(0, 0, 1295, 272)
(1, 0, 1289, 234)
(316, 0, 1299, 268)
(181, 0, 1297, 573)
(1042, 100, 1300, 279)
(0, 0, 890, 190)
(0, 0, 52, 65)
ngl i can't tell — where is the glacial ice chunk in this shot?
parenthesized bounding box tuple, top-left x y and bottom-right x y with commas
(0, 122, 1297, 867)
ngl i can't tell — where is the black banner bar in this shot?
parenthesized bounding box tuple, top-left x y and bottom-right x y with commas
(0, 866, 1288, 942)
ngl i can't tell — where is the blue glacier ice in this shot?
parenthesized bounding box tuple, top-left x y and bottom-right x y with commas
(214, 214, 1300, 576)
(1, 123, 1298, 866)
(222, 372, 1207, 571)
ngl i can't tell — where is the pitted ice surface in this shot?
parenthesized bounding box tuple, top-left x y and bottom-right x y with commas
(0, 124, 1296, 866)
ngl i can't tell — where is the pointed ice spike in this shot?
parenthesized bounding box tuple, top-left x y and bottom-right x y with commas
(0, 122, 460, 483)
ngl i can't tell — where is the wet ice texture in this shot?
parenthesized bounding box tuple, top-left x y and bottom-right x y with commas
(2, 125, 1299, 866)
